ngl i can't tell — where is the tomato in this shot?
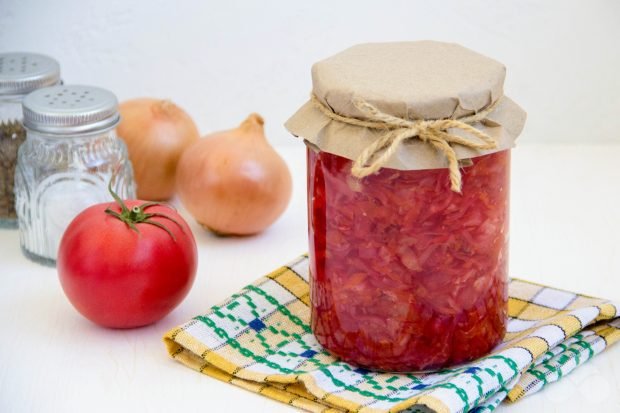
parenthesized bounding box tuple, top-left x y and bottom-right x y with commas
(57, 194, 197, 329)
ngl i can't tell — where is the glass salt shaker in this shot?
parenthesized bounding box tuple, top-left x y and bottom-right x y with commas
(0, 52, 61, 228)
(15, 85, 135, 266)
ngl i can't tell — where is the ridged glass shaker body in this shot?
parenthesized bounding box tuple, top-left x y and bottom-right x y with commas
(14, 85, 135, 266)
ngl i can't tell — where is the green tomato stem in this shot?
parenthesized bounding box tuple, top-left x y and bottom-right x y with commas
(104, 181, 182, 241)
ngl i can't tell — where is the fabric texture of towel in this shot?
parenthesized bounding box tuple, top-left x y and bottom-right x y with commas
(164, 254, 619, 413)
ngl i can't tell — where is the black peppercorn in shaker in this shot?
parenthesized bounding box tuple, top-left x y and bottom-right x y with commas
(0, 52, 61, 228)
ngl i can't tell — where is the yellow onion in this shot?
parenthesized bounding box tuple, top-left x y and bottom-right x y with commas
(118, 99, 199, 200)
(176, 113, 292, 235)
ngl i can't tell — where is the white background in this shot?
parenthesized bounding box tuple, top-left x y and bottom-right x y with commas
(1, 1, 620, 413)
(1, 0, 619, 145)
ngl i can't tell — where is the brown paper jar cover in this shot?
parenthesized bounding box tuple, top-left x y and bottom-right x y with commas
(285, 41, 527, 171)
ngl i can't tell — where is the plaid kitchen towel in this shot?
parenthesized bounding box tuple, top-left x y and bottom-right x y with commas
(164, 255, 620, 413)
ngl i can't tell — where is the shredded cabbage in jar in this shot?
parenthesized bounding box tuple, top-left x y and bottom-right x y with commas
(308, 149, 510, 371)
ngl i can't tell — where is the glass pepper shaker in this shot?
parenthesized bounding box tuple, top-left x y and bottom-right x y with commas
(15, 85, 135, 266)
(0, 52, 61, 228)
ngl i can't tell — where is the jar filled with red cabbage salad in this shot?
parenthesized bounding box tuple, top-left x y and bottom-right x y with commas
(286, 41, 526, 371)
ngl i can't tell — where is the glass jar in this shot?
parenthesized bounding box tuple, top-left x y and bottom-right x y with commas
(0, 52, 61, 228)
(286, 41, 526, 371)
(308, 148, 510, 371)
(15, 85, 135, 266)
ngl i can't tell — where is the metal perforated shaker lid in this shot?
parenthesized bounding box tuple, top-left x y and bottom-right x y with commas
(0, 52, 61, 95)
(22, 85, 120, 135)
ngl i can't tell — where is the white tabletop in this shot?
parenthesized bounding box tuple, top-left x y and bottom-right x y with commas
(1, 144, 619, 412)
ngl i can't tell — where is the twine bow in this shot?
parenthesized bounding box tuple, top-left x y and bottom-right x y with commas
(310, 94, 501, 192)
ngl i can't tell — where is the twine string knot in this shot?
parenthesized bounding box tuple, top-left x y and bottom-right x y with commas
(310, 94, 501, 192)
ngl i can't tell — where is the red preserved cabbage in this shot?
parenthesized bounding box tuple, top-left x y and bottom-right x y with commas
(308, 148, 509, 371)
